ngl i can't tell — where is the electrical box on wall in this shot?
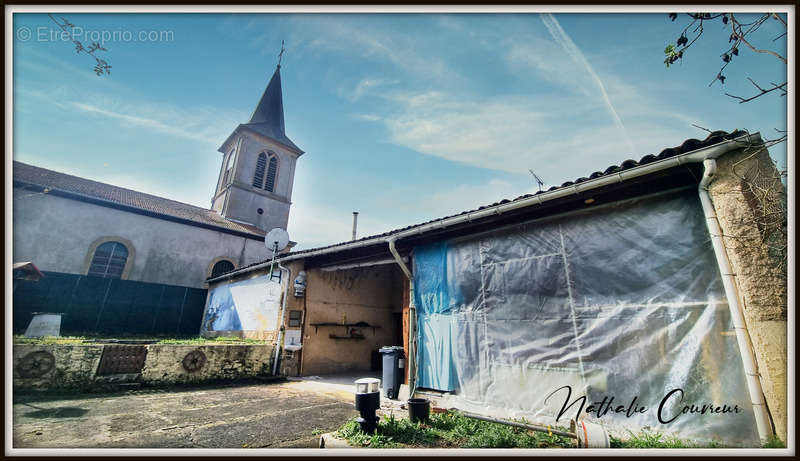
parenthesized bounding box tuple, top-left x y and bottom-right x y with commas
(293, 271, 306, 297)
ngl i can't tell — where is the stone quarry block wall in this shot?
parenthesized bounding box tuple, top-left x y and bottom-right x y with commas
(13, 344, 298, 391)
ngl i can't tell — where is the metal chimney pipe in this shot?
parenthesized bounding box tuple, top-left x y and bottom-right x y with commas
(351, 212, 359, 241)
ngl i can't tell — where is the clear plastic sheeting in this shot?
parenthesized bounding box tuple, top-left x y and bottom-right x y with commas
(412, 188, 759, 446)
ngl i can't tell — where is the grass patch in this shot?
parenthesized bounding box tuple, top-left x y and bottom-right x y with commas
(334, 411, 575, 448)
(13, 334, 267, 345)
(12, 335, 88, 345)
(761, 434, 785, 448)
(155, 336, 266, 345)
(610, 429, 725, 448)
(336, 413, 739, 449)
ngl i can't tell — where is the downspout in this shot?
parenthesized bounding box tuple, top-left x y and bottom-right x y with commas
(388, 238, 416, 398)
(699, 158, 773, 442)
(272, 263, 291, 376)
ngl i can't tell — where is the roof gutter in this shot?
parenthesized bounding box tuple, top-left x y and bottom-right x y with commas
(279, 132, 760, 265)
(383, 132, 760, 246)
(214, 132, 760, 282)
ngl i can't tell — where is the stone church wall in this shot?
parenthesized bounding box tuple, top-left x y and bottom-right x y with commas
(12, 187, 267, 288)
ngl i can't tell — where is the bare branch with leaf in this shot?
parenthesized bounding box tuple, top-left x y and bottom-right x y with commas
(663, 12, 786, 104)
(48, 14, 112, 76)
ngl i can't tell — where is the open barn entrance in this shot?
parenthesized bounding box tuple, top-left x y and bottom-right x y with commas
(299, 261, 406, 377)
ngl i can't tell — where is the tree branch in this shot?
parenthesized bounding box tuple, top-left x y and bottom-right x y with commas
(725, 80, 787, 103)
(730, 13, 787, 63)
(771, 13, 787, 27)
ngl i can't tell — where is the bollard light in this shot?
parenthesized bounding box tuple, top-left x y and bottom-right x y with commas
(355, 378, 380, 394)
(354, 377, 381, 433)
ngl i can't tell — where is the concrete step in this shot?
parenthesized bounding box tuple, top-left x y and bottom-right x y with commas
(318, 432, 353, 448)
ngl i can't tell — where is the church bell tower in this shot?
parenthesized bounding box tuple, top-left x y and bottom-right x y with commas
(211, 62, 304, 232)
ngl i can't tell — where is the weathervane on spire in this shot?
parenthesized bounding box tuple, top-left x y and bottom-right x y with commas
(277, 40, 285, 68)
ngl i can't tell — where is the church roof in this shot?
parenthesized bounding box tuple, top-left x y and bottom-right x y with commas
(242, 66, 302, 153)
(13, 161, 266, 239)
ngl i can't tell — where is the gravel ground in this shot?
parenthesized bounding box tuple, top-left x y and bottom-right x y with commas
(12, 379, 359, 449)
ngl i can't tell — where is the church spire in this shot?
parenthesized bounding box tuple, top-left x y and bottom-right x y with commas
(248, 66, 285, 134)
(242, 44, 301, 153)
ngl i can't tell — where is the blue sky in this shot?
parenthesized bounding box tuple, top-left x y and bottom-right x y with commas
(12, 11, 789, 250)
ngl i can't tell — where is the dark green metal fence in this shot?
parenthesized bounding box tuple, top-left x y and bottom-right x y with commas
(13, 271, 208, 336)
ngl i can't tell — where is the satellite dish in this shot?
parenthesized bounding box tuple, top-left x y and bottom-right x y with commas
(265, 228, 290, 252)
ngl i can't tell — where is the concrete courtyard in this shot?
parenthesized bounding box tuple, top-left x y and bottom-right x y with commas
(12, 375, 383, 449)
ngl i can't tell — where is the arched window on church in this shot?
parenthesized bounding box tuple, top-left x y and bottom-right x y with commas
(265, 154, 278, 192)
(223, 150, 236, 186)
(211, 260, 235, 278)
(87, 241, 129, 279)
(253, 153, 267, 188)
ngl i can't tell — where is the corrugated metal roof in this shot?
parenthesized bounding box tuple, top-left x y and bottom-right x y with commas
(13, 161, 266, 238)
(219, 129, 747, 278)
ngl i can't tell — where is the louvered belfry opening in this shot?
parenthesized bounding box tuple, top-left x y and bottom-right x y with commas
(253, 153, 267, 187)
(265, 155, 278, 192)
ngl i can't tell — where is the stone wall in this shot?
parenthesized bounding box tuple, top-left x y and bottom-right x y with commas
(13, 345, 105, 390)
(709, 145, 787, 441)
(12, 344, 298, 391)
(141, 345, 276, 385)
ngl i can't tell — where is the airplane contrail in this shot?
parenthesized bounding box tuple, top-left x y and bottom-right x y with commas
(540, 13, 636, 156)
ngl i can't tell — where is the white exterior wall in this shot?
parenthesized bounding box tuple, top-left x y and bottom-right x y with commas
(12, 187, 268, 288)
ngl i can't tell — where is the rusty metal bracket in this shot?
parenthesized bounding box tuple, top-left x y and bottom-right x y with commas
(17, 351, 56, 378)
(96, 345, 147, 375)
(182, 350, 207, 372)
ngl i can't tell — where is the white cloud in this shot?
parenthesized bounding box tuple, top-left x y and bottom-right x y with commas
(344, 78, 398, 102)
(70, 102, 224, 145)
(378, 90, 634, 176)
(539, 13, 635, 154)
(310, 15, 708, 184)
(18, 82, 246, 147)
(351, 113, 382, 122)
(297, 16, 461, 85)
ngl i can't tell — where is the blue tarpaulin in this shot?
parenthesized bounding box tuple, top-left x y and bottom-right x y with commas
(414, 242, 459, 391)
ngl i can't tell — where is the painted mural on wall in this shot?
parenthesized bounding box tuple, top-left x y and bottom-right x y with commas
(202, 275, 281, 332)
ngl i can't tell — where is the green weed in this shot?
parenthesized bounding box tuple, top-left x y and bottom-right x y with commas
(762, 434, 785, 448)
(335, 411, 575, 448)
(610, 428, 725, 448)
(13, 334, 266, 345)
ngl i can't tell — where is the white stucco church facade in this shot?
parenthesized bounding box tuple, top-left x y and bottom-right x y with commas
(12, 64, 302, 289)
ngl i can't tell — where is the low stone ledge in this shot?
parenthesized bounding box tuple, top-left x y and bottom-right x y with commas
(12, 343, 298, 391)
